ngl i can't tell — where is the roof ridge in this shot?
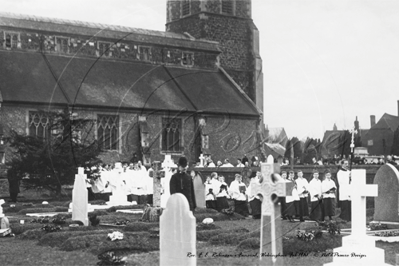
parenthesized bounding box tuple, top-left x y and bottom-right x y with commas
(0, 12, 219, 45)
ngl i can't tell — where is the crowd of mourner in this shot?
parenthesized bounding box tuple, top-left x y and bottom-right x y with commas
(83, 153, 356, 223)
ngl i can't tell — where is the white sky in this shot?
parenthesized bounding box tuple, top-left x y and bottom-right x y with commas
(2, 0, 399, 140)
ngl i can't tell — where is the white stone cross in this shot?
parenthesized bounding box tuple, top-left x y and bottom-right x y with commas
(252, 155, 293, 265)
(199, 153, 205, 167)
(160, 193, 196, 266)
(324, 169, 389, 265)
(350, 169, 378, 237)
(72, 167, 89, 226)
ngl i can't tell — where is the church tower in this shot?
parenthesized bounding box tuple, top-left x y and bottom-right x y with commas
(166, 0, 263, 113)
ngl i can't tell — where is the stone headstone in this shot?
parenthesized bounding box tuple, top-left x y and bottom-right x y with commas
(72, 167, 89, 226)
(160, 193, 196, 266)
(374, 163, 399, 222)
(0, 216, 9, 229)
(0, 199, 4, 218)
(325, 169, 389, 265)
(253, 155, 293, 266)
(193, 175, 206, 208)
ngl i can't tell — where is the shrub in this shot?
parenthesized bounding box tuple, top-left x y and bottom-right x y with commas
(19, 228, 47, 240)
(123, 222, 159, 232)
(283, 234, 342, 255)
(89, 200, 107, 205)
(237, 237, 260, 250)
(3, 205, 28, 213)
(11, 223, 43, 235)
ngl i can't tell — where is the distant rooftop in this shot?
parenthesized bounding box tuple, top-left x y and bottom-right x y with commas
(0, 12, 220, 52)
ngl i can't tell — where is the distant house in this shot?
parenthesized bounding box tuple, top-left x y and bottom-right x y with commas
(363, 113, 399, 156)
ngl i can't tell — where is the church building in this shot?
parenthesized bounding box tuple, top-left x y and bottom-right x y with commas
(0, 0, 263, 166)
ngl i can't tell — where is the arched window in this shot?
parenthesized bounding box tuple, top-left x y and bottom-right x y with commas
(97, 115, 119, 150)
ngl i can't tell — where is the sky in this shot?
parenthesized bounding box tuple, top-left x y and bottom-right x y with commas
(2, 0, 399, 140)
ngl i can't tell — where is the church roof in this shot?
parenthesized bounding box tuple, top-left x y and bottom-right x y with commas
(0, 50, 259, 117)
(0, 12, 220, 52)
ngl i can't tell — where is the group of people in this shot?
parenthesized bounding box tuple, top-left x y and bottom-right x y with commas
(199, 154, 260, 168)
(86, 161, 153, 204)
(280, 159, 352, 223)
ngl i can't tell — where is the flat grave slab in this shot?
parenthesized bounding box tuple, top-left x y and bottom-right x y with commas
(26, 212, 68, 217)
(116, 209, 143, 214)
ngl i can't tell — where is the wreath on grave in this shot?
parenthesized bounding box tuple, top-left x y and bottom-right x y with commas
(97, 251, 126, 266)
(374, 230, 399, 237)
(296, 229, 323, 242)
(41, 224, 62, 232)
(368, 222, 388, 231)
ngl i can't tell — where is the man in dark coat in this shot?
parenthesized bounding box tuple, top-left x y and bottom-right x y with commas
(7, 168, 20, 202)
(169, 156, 196, 211)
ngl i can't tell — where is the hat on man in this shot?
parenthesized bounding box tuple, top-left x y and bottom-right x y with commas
(178, 157, 188, 168)
(312, 169, 319, 174)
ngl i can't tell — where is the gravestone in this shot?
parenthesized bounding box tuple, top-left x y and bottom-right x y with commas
(160, 193, 196, 266)
(160, 155, 175, 208)
(253, 155, 293, 266)
(150, 161, 165, 207)
(193, 175, 206, 208)
(325, 169, 389, 265)
(72, 167, 89, 226)
(199, 154, 205, 167)
(374, 163, 399, 222)
(0, 199, 4, 218)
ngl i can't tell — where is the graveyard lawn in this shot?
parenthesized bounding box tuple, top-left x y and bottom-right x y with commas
(1, 200, 397, 266)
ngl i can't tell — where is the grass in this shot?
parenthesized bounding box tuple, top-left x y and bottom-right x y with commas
(2, 199, 398, 266)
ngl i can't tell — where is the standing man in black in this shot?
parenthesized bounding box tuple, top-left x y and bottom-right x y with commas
(169, 157, 196, 212)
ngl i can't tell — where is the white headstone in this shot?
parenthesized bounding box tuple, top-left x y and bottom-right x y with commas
(325, 169, 389, 266)
(160, 193, 196, 266)
(199, 154, 205, 167)
(72, 167, 89, 226)
(0, 199, 5, 218)
(160, 168, 173, 208)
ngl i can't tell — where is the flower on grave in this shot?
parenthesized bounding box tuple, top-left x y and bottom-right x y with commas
(41, 225, 62, 232)
(97, 251, 127, 266)
(369, 222, 388, 231)
(374, 230, 399, 237)
(107, 231, 124, 241)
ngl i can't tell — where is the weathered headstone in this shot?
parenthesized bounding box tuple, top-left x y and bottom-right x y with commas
(161, 155, 175, 208)
(193, 175, 206, 208)
(253, 155, 293, 266)
(374, 163, 399, 222)
(325, 169, 389, 265)
(0, 199, 4, 218)
(150, 161, 165, 207)
(72, 167, 89, 226)
(160, 193, 196, 266)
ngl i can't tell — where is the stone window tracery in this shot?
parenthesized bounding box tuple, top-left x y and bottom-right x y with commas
(162, 118, 182, 153)
(97, 115, 119, 150)
(28, 111, 50, 139)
